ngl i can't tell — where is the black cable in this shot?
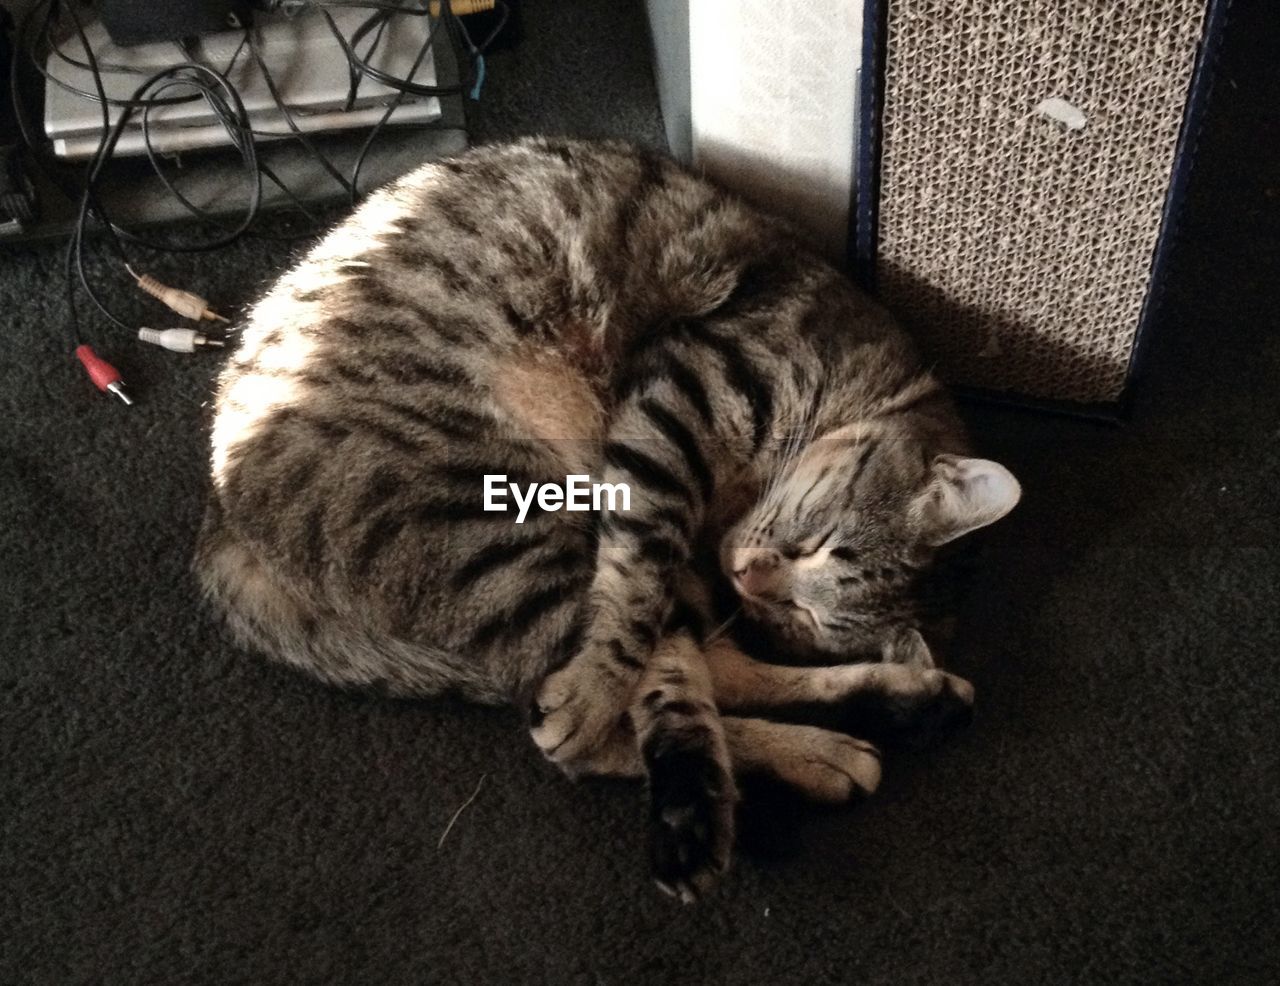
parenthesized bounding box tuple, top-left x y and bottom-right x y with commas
(332, 1, 508, 98)
(348, 6, 441, 203)
(457, 2, 509, 58)
(61, 0, 133, 265)
(37, 0, 203, 108)
(20, 0, 506, 351)
(65, 4, 263, 253)
(245, 26, 355, 196)
(354, 10, 392, 101)
(289, 1, 434, 15)
(139, 78, 329, 240)
(53, 3, 253, 342)
(177, 32, 251, 85)
(70, 214, 130, 333)
(98, 67, 264, 253)
(146, 32, 330, 238)
(65, 61, 263, 339)
(62, 51, 133, 343)
(344, 1, 508, 202)
(62, 216, 84, 347)
(317, 8, 376, 112)
(9, 1, 84, 206)
(140, 82, 247, 223)
(76, 21, 328, 244)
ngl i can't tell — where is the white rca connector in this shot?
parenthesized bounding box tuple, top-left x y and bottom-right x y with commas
(131, 270, 231, 323)
(137, 327, 226, 353)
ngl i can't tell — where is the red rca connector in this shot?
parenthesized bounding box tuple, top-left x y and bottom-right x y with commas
(75, 345, 133, 405)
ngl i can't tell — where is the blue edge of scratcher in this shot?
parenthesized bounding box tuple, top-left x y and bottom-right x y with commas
(847, 0, 1235, 424)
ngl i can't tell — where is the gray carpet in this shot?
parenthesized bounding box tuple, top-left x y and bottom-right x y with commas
(3, 1, 1278, 982)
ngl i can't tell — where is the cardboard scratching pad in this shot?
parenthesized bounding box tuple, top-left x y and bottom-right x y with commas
(858, 0, 1228, 409)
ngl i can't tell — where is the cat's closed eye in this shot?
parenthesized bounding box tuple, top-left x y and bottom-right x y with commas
(782, 527, 836, 560)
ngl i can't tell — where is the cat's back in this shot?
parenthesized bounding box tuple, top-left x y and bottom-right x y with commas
(195, 140, 754, 700)
(196, 139, 846, 701)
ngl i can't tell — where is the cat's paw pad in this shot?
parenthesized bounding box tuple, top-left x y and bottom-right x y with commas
(530, 664, 626, 767)
(647, 748, 735, 903)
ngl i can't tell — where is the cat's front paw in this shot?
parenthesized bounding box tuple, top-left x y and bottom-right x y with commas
(903, 670, 975, 748)
(647, 746, 736, 903)
(775, 730, 883, 804)
(530, 658, 631, 768)
(841, 668, 975, 750)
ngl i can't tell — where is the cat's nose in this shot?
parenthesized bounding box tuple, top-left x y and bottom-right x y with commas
(732, 549, 783, 600)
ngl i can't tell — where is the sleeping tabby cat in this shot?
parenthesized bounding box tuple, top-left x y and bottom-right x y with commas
(197, 138, 1020, 901)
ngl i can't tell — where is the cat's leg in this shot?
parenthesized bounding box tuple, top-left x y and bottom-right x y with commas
(720, 717, 882, 803)
(560, 631, 880, 901)
(621, 629, 885, 902)
(705, 635, 975, 749)
(530, 354, 733, 765)
(581, 715, 883, 804)
(626, 628, 736, 902)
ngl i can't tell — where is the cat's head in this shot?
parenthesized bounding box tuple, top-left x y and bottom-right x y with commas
(719, 426, 1020, 662)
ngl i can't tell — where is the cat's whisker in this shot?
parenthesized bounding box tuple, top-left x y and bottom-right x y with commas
(706, 608, 742, 644)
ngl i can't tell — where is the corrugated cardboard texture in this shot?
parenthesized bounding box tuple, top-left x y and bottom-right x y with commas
(877, 1, 1208, 403)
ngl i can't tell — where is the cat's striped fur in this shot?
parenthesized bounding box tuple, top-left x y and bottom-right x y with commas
(197, 138, 1020, 901)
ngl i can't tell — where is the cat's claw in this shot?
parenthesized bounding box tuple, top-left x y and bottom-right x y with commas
(530, 663, 630, 768)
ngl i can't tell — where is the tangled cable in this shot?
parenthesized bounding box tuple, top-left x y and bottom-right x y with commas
(6, 0, 507, 400)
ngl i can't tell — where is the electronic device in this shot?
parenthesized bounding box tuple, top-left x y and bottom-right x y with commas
(44, 8, 442, 159)
(97, 0, 253, 46)
(2, 0, 506, 410)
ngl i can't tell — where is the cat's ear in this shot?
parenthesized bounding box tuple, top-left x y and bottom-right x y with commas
(914, 455, 1021, 546)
